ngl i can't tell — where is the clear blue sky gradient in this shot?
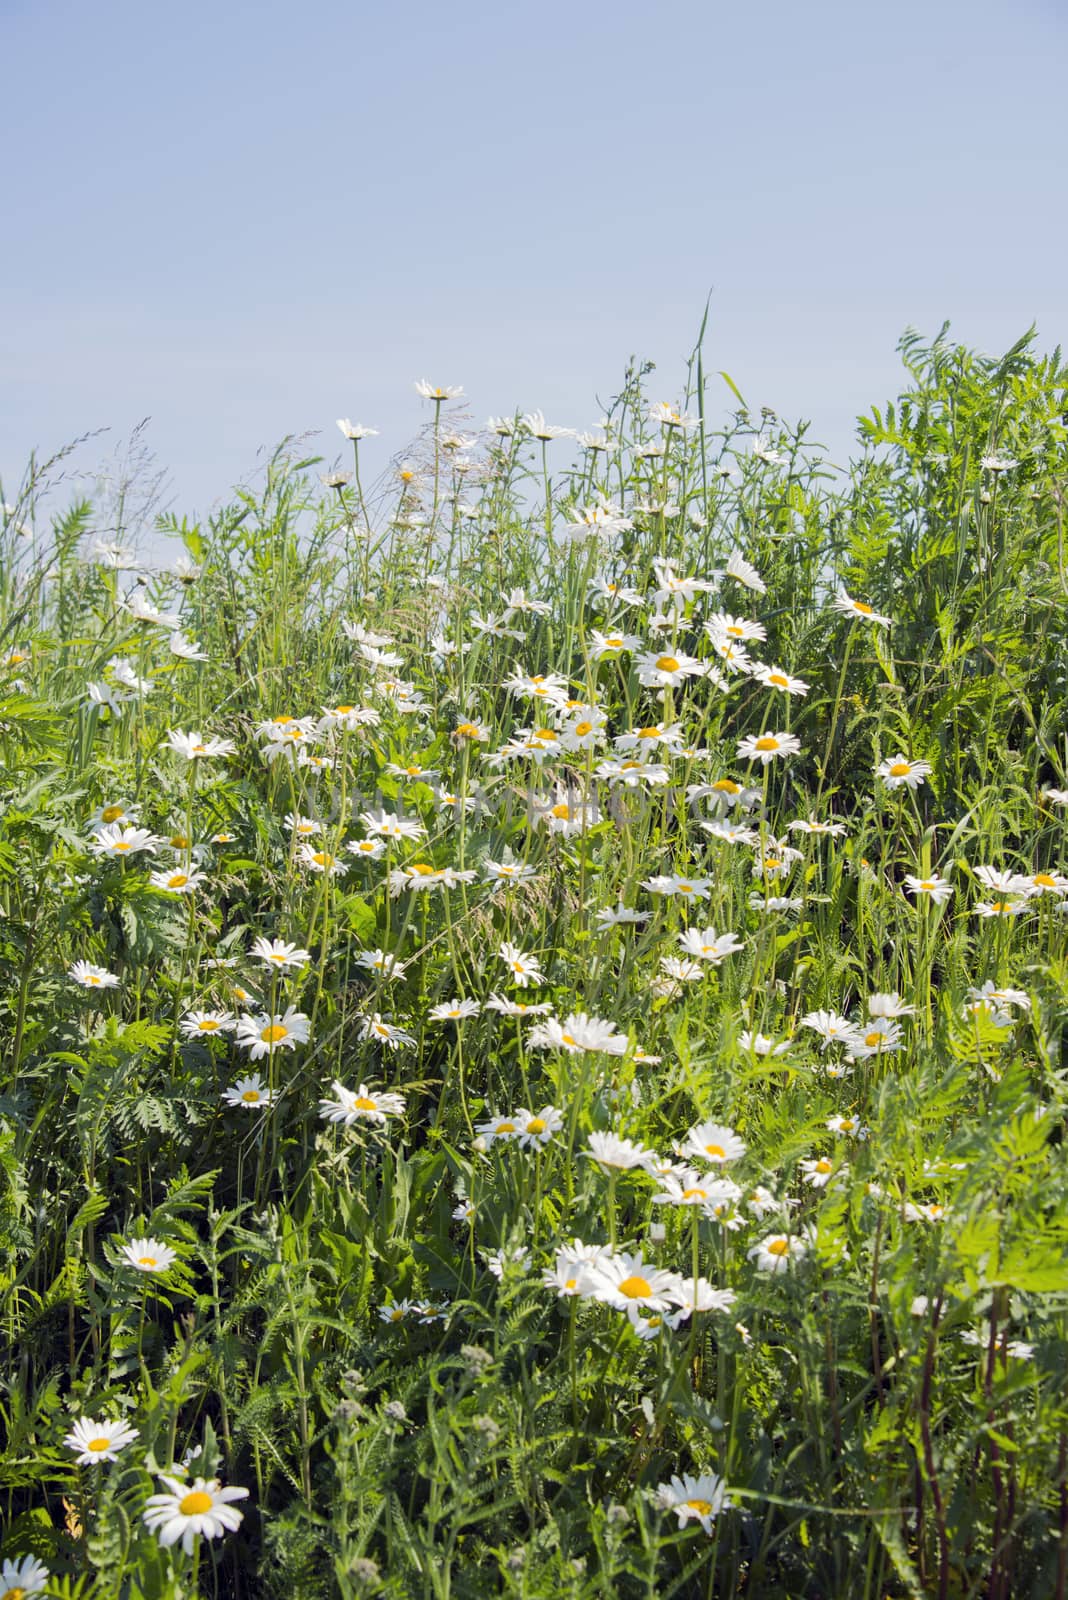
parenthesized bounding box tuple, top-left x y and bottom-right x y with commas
(3, 0, 1066, 523)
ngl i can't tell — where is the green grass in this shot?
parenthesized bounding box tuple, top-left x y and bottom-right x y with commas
(0, 321, 1067, 1599)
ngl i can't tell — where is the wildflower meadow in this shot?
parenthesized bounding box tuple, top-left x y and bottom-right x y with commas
(2, 323, 1068, 1599)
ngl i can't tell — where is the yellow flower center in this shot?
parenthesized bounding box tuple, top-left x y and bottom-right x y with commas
(678, 882, 694, 893)
(527, 1118, 547, 1134)
(272, 715, 293, 725)
(704, 1143, 725, 1159)
(1033, 873, 1056, 887)
(815, 1159, 832, 1174)
(638, 726, 660, 738)
(889, 761, 912, 777)
(168, 874, 188, 888)
(410, 862, 436, 875)
(312, 852, 332, 866)
(87, 1436, 112, 1452)
(565, 1276, 577, 1289)
(854, 601, 873, 614)
(241, 1090, 261, 1102)
(574, 720, 593, 737)
(713, 779, 740, 793)
(560, 1034, 578, 1048)
(763, 858, 781, 870)
(550, 803, 571, 819)
(455, 723, 480, 738)
(137, 1256, 158, 1267)
(754, 736, 778, 752)
(919, 880, 935, 891)
(605, 637, 623, 648)
(101, 804, 125, 823)
(864, 1031, 883, 1048)
(767, 1239, 790, 1256)
(198, 1020, 219, 1032)
(354, 1096, 377, 1111)
(390, 1308, 405, 1320)
(113, 841, 132, 851)
(656, 656, 680, 673)
(495, 1121, 516, 1134)
(2, 1585, 28, 1599)
(682, 1187, 709, 1200)
(400, 469, 415, 482)
(686, 1498, 713, 1515)
(992, 901, 1011, 913)
(725, 625, 744, 637)
(840, 1119, 855, 1131)
(261, 1025, 288, 1043)
(87, 975, 102, 986)
(334, 704, 355, 714)
(618, 1275, 653, 1299)
(180, 1491, 214, 1516)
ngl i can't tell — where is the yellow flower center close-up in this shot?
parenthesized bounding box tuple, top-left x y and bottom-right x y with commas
(854, 601, 873, 614)
(682, 1187, 709, 1201)
(889, 762, 912, 777)
(1033, 872, 1056, 887)
(754, 736, 779, 752)
(686, 1498, 713, 1516)
(574, 720, 593, 737)
(180, 1490, 214, 1516)
(101, 804, 125, 823)
(704, 1143, 725, 1158)
(560, 1034, 578, 1048)
(168, 874, 188, 888)
(354, 1096, 377, 1111)
(768, 672, 789, 687)
(638, 725, 659, 738)
(551, 803, 571, 819)
(410, 863, 436, 875)
(496, 1121, 516, 1134)
(261, 1025, 288, 1043)
(767, 1239, 790, 1256)
(815, 1159, 832, 1174)
(87, 1436, 112, 1452)
(137, 1256, 158, 1268)
(113, 841, 132, 851)
(198, 1020, 219, 1031)
(864, 1032, 883, 1048)
(656, 656, 680, 672)
(526, 1118, 547, 1134)
(241, 1090, 261, 1102)
(713, 779, 740, 793)
(618, 1275, 652, 1299)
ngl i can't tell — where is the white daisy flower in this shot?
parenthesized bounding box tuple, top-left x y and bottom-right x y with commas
(221, 1074, 275, 1109)
(235, 1008, 311, 1059)
(318, 1081, 406, 1124)
(655, 1471, 733, 1534)
(142, 1474, 249, 1554)
(64, 1415, 141, 1465)
(120, 1236, 178, 1274)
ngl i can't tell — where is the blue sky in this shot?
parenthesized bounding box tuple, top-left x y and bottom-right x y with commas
(3, 0, 1066, 526)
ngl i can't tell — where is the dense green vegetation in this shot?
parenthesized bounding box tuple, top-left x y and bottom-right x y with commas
(1, 325, 1067, 1598)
